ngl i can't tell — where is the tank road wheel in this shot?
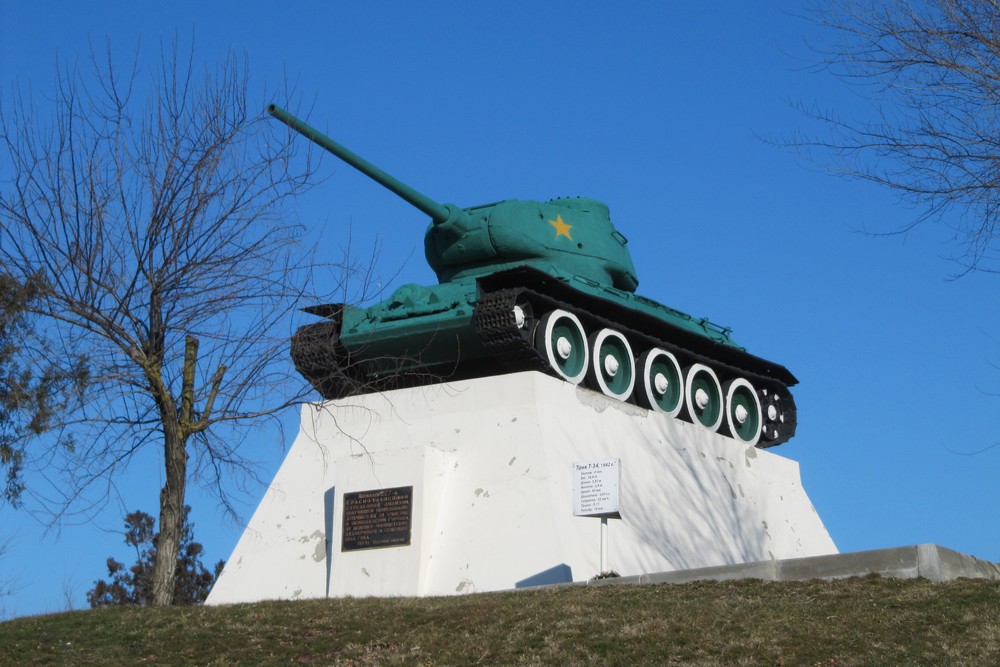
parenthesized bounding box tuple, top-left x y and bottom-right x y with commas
(587, 328, 635, 401)
(637, 348, 684, 417)
(684, 363, 724, 432)
(535, 309, 589, 384)
(723, 378, 763, 446)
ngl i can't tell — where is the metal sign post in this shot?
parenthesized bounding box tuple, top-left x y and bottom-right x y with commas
(601, 516, 610, 573)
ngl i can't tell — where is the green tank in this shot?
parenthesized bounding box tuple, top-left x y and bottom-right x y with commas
(270, 104, 797, 447)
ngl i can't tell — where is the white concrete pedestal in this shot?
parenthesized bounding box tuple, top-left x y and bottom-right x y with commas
(207, 371, 836, 604)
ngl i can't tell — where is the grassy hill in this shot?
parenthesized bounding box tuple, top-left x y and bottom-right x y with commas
(1, 576, 998, 666)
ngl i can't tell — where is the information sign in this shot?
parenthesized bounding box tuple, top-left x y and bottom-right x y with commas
(572, 458, 621, 518)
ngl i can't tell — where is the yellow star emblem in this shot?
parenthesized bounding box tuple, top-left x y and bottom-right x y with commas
(548, 214, 573, 240)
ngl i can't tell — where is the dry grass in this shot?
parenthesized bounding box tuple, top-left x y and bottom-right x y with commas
(1, 576, 998, 666)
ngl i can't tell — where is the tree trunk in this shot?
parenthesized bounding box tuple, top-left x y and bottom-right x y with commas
(151, 419, 187, 606)
(148, 335, 209, 607)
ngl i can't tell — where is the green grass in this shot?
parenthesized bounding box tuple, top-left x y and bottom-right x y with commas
(1, 577, 998, 666)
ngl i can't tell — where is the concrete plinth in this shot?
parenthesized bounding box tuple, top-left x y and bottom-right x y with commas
(207, 371, 836, 605)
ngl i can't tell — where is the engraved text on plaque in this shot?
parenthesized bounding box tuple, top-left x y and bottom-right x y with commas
(341, 486, 413, 551)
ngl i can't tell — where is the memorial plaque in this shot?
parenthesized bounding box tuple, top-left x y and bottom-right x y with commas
(341, 486, 413, 552)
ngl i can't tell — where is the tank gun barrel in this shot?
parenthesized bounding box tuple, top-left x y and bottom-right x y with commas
(267, 104, 450, 222)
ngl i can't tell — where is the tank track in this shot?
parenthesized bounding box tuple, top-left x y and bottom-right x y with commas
(472, 289, 548, 373)
(471, 275, 797, 448)
(290, 318, 368, 400)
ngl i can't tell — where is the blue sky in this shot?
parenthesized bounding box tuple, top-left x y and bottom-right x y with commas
(2, 1, 999, 619)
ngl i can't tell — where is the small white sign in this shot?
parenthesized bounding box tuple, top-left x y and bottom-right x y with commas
(572, 458, 621, 518)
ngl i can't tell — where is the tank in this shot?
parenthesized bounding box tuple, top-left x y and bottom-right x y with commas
(269, 104, 797, 447)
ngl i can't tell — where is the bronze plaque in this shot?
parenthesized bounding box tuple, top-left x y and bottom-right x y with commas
(341, 486, 413, 552)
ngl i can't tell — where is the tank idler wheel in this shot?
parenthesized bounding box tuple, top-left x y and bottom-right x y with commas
(684, 363, 724, 432)
(723, 378, 763, 446)
(636, 348, 684, 417)
(535, 309, 589, 384)
(587, 328, 635, 401)
(512, 300, 534, 335)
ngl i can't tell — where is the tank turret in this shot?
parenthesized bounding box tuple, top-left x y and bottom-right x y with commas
(270, 105, 798, 447)
(268, 105, 638, 291)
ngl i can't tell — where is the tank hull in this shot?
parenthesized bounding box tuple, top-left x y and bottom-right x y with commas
(292, 267, 797, 447)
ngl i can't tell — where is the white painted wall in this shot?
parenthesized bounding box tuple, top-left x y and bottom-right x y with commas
(207, 371, 836, 605)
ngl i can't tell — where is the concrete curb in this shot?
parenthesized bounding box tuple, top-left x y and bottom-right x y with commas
(583, 544, 1000, 587)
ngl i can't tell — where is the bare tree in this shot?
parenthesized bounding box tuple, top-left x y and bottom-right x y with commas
(0, 44, 321, 606)
(798, 0, 1000, 274)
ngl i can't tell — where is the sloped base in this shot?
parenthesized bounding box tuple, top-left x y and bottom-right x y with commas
(207, 372, 836, 605)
